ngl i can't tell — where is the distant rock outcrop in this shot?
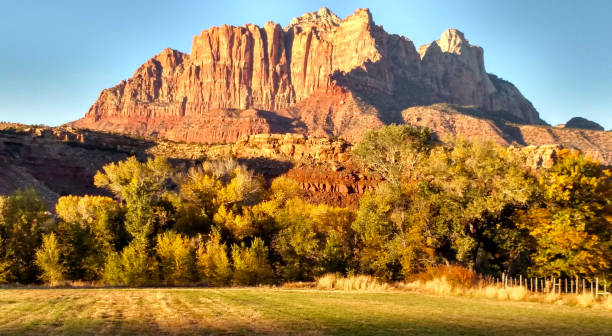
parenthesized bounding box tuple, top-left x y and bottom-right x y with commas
(72, 7, 544, 143)
(564, 117, 605, 131)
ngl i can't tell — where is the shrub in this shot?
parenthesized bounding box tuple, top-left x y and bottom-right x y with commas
(196, 229, 232, 286)
(486, 286, 528, 301)
(231, 238, 274, 285)
(156, 231, 194, 285)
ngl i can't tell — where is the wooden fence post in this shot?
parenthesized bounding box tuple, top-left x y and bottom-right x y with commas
(576, 276, 579, 294)
(595, 277, 599, 296)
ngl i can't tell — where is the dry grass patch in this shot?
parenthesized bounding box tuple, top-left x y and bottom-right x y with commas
(316, 273, 389, 291)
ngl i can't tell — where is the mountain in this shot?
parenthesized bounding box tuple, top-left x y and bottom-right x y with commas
(71, 7, 545, 143)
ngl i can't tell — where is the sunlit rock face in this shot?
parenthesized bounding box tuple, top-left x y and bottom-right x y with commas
(72, 7, 545, 143)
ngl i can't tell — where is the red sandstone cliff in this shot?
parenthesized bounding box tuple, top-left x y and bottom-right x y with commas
(72, 7, 545, 143)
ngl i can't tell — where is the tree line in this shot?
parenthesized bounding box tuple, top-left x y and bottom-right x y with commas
(0, 125, 610, 286)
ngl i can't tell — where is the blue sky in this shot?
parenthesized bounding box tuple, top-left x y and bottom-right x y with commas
(1, 0, 610, 129)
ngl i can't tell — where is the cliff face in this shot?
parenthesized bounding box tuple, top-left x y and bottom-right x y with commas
(72, 7, 544, 143)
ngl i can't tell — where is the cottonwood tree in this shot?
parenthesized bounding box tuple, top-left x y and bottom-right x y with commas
(156, 231, 194, 285)
(231, 238, 274, 285)
(54, 195, 124, 280)
(353, 124, 434, 187)
(94, 156, 174, 243)
(352, 184, 432, 280)
(516, 150, 612, 278)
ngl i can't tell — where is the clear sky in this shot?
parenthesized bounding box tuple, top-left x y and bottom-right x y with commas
(1, 0, 610, 129)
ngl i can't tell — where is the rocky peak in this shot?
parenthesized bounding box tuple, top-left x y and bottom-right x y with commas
(437, 29, 469, 54)
(287, 7, 341, 33)
(564, 117, 605, 131)
(341, 8, 374, 27)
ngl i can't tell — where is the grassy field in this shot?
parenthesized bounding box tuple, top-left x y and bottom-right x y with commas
(1, 288, 611, 335)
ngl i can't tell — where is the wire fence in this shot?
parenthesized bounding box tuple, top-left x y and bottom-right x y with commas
(486, 274, 610, 296)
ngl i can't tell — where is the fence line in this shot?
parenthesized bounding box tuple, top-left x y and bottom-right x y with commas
(488, 274, 609, 296)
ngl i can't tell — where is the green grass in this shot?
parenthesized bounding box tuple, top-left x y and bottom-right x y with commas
(1, 288, 611, 335)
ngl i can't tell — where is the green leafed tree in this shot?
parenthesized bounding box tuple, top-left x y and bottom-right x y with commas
(353, 124, 434, 186)
(423, 139, 536, 270)
(94, 156, 174, 243)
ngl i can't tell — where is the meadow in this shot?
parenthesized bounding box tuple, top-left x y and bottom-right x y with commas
(1, 288, 611, 335)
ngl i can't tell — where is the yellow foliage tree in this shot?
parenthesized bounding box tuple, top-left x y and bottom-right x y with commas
(55, 195, 123, 280)
(516, 150, 612, 278)
(196, 228, 232, 286)
(35, 233, 66, 286)
(156, 231, 194, 285)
